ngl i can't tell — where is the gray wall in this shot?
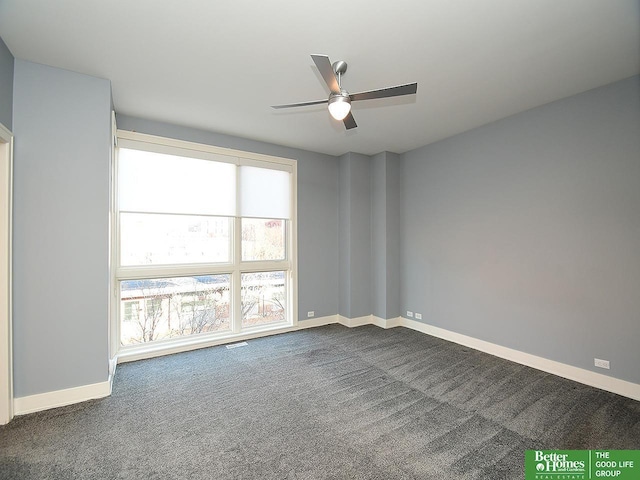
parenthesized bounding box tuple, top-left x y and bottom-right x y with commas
(385, 153, 401, 319)
(12, 60, 112, 397)
(0, 36, 13, 130)
(115, 114, 340, 321)
(338, 154, 352, 317)
(371, 152, 401, 319)
(400, 75, 640, 384)
(370, 153, 386, 318)
(338, 153, 372, 318)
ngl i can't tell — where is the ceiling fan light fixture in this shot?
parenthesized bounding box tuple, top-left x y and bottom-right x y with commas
(328, 93, 351, 121)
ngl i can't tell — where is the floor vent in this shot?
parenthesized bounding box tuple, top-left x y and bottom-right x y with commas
(226, 341, 249, 350)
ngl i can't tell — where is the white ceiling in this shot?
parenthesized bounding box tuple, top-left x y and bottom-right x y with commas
(1, 1, 639, 156)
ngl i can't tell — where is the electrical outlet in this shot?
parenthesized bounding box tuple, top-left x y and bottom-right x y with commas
(415, 313, 422, 320)
(594, 358, 610, 369)
(407, 311, 414, 318)
(307, 311, 315, 318)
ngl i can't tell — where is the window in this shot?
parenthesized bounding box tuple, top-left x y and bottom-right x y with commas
(114, 131, 296, 353)
(145, 298, 163, 318)
(122, 301, 139, 323)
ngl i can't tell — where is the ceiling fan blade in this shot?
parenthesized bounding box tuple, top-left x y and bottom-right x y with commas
(343, 111, 357, 130)
(350, 82, 418, 102)
(311, 54, 341, 94)
(271, 99, 328, 109)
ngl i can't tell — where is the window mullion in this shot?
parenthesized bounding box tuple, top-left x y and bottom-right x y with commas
(117, 263, 234, 280)
(232, 164, 242, 333)
(238, 261, 291, 273)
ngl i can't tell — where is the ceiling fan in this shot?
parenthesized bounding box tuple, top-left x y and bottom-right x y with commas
(271, 54, 418, 130)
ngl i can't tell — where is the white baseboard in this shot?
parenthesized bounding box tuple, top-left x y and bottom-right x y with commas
(338, 314, 401, 329)
(397, 317, 640, 402)
(298, 315, 340, 328)
(335, 315, 640, 402)
(14, 379, 112, 416)
(337, 315, 373, 328)
(380, 316, 402, 328)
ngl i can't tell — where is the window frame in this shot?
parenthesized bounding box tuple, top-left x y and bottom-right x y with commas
(111, 130, 298, 360)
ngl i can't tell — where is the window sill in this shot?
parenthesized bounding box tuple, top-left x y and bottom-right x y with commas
(117, 321, 294, 364)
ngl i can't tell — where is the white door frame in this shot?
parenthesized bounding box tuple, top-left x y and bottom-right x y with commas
(0, 122, 13, 425)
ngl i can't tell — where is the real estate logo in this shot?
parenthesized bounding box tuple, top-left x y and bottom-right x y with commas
(527, 450, 587, 479)
(525, 450, 640, 480)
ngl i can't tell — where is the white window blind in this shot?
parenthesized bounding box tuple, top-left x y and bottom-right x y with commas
(118, 148, 236, 216)
(239, 166, 291, 219)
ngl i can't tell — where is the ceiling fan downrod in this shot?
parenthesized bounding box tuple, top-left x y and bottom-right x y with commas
(332, 60, 348, 88)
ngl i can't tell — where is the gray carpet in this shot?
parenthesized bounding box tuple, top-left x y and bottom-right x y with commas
(1, 324, 639, 479)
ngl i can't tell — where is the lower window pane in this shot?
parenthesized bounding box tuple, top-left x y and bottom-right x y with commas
(241, 271, 286, 328)
(120, 275, 231, 346)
